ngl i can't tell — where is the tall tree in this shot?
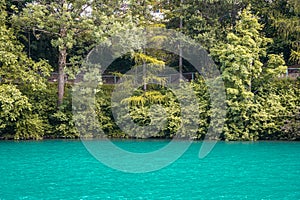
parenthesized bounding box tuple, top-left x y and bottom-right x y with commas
(211, 5, 286, 140)
(0, 0, 51, 139)
(271, 0, 300, 64)
(13, 0, 116, 107)
(250, 0, 300, 65)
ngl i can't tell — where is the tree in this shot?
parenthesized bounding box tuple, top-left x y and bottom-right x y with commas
(13, 0, 116, 107)
(271, 0, 300, 64)
(249, 0, 300, 65)
(211, 5, 286, 140)
(0, 0, 51, 139)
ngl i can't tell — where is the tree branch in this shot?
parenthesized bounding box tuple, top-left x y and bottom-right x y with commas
(33, 27, 60, 36)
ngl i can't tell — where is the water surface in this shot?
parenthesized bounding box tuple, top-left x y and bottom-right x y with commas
(0, 140, 299, 199)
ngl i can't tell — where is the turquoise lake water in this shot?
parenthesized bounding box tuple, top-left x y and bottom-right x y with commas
(0, 140, 299, 199)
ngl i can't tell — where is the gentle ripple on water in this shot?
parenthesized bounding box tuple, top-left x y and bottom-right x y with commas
(0, 140, 299, 199)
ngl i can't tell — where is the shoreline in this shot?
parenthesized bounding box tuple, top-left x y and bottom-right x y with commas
(0, 137, 299, 142)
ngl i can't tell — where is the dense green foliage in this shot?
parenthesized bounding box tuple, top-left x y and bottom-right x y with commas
(0, 0, 299, 140)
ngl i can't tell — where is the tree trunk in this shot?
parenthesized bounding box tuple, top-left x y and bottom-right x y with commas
(57, 20, 67, 108)
(143, 60, 147, 91)
(179, 42, 183, 81)
(58, 47, 67, 107)
(179, 0, 183, 81)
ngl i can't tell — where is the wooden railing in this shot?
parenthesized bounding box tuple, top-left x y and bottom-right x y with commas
(48, 67, 300, 84)
(48, 72, 199, 84)
(101, 72, 198, 84)
(286, 68, 300, 79)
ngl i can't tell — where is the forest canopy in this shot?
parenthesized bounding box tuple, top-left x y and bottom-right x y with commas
(0, 0, 299, 140)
